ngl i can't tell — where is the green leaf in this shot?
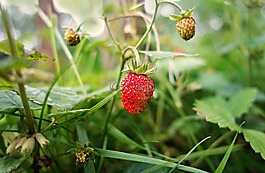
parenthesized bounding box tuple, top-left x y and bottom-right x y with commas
(76, 121, 89, 145)
(227, 88, 257, 118)
(194, 97, 240, 131)
(84, 160, 96, 173)
(140, 51, 199, 59)
(242, 128, 265, 160)
(24, 86, 79, 110)
(95, 148, 208, 173)
(0, 155, 27, 173)
(0, 40, 25, 58)
(0, 57, 28, 71)
(26, 49, 55, 61)
(214, 132, 238, 173)
(0, 90, 41, 111)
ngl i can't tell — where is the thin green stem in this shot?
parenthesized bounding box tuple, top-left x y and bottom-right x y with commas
(123, 46, 141, 65)
(135, 0, 183, 49)
(135, 1, 159, 49)
(104, 16, 122, 53)
(37, 8, 88, 98)
(17, 81, 35, 134)
(49, 11, 61, 84)
(1, 5, 35, 135)
(159, 0, 183, 12)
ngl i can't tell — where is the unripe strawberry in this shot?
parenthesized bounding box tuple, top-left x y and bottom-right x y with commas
(64, 28, 81, 46)
(176, 17, 195, 41)
(120, 73, 154, 114)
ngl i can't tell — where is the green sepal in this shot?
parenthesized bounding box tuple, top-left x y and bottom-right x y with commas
(122, 60, 156, 76)
(169, 7, 195, 21)
(169, 14, 183, 21)
(183, 7, 195, 18)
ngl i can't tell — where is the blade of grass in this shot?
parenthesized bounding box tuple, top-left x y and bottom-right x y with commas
(169, 136, 211, 173)
(95, 148, 209, 173)
(214, 132, 238, 173)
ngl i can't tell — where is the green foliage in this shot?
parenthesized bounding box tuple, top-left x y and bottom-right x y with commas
(0, 155, 27, 173)
(0, 40, 24, 58)
(24, 86, 79, 110)
(214, 132, 238, 173)
(243, 129, 265, 160)
(0, 90, 41, 111)
(1, 0, 265, 172)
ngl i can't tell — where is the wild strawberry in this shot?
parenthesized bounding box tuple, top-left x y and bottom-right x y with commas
(170, 8, 196, 41)
(64, 28, 81, 46)
(176, 17, 195, 41)
(120, 62, 155, 115)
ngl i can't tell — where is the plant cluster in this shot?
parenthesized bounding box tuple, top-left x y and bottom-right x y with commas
(0, 0, 265, 173)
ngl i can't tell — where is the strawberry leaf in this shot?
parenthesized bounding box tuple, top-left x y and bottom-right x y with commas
(24, 86, 79, 110)
(227, 88, 257, 118)
(242, 128, 265, 160)
(194, 97, 240, 131)
(0, 90, 41, 112)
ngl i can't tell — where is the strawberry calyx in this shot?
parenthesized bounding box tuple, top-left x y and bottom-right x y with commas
(122, 60, 156, 76)
(169, 7, 195, 22)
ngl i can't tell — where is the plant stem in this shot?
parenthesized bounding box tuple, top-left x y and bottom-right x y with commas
(104, 16, 123, 53)
(135, 0, 159, 49)
(1, 5, 36, 135)
(17, 79, 35, 134)
(159, 0, 183, 12)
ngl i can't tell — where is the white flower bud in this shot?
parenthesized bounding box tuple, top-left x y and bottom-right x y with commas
(21, 137, 35, 156)
(35, 133, 50, 148)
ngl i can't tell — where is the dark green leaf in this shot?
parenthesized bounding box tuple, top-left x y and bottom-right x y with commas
(0, 155, 27, 173)
(0, 39, 24, 58)
(243, 128, 265, 160)
(24, 86, 79, 110)
(194, 97, 240, 131)
(0, 90, 41, 111)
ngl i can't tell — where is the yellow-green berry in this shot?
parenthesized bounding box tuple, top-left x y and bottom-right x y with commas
(64, 28, 81, 46)
(176, 17, 195, 41)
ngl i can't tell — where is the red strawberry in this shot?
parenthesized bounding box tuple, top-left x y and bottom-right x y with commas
(120, 73, 154, 115)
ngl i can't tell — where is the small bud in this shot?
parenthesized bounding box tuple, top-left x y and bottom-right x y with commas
(35, 133, 50, 148)
(6, 136, 21, 154)
(15, 136, 27, 149)
(21, 137, 35, 156)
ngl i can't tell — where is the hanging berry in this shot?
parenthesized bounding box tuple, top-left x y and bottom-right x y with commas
(120, 61, 156, 115)
(170, 8, 196, 41)
(64, 28, 81, 46)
